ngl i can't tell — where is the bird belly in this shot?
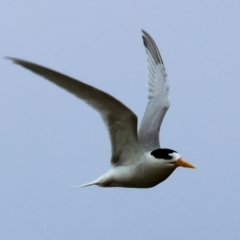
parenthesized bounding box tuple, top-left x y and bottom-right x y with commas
(100, 164, 175, 188)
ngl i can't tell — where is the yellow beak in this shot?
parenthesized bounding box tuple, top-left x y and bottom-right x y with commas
(173, 158, 195, 169)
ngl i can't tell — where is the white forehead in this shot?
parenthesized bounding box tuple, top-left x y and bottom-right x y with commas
(169, 152, 181, 160)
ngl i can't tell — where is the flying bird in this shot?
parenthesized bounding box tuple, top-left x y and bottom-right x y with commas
(7, 30, 194, 188)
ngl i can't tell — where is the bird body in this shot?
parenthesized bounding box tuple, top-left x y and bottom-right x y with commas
(7, 30, 195, 189)
(80, 153, 176, 188)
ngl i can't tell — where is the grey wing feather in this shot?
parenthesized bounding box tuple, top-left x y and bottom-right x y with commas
(7, 57, 142, 166)
(138, 30, 170, 152)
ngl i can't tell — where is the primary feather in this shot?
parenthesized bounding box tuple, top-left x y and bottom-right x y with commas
(138, 30, 170, 152)
(6, 57, 142, 166)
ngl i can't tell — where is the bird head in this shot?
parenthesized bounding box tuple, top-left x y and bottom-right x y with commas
(150, 149, 195, 168)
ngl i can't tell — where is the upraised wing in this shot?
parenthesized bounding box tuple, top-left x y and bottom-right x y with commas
(138, 30, 170, 152)
(7, 57, 142, 166)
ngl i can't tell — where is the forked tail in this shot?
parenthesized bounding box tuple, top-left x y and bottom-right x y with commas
(70, 179, 100, 189)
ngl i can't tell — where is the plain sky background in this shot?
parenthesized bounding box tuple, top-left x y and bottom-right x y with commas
(1, 1, 240, 239)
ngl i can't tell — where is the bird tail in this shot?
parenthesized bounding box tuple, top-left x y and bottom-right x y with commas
(70, 179, 100, 189)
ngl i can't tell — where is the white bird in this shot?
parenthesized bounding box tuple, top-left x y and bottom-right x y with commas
(7, 30, 194, 188)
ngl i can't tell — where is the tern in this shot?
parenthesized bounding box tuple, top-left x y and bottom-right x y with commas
(7, 30, 194, 188)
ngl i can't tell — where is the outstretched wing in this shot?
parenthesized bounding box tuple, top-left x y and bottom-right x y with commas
(8, 57, 142, 166)
(138, 30, 170, 152)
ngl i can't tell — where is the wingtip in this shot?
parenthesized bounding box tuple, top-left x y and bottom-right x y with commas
(141, 30, 164, 66)
(141, 29, 149, 35)
(4, 56, 12, 61)
(141, 29, 148, 40)
(4, 56, 21, 64)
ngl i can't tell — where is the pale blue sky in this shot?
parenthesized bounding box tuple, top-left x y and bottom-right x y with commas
(1, 1, 240, 239)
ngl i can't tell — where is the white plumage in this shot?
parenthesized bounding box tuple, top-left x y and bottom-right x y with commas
(7, 30, 194, 189)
